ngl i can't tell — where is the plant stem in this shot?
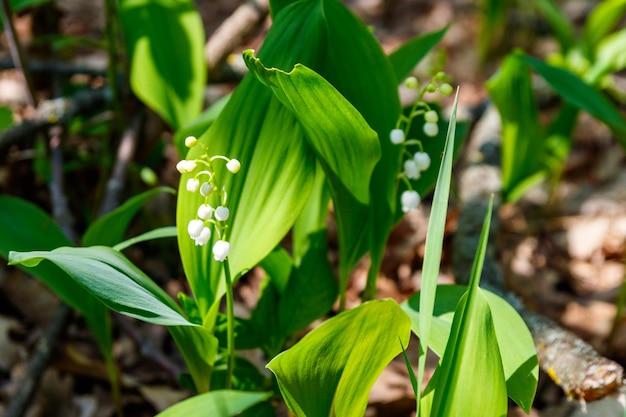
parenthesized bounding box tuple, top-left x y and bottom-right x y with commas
(223, 258, 235, 389)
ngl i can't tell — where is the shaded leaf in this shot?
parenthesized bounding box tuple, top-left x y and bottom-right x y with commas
(113, 226, 178, 251)
(9, 246, 193, 326)
(119, 0, 205, 129)
(522, 54, 626, 139)
(487, 54, 545, 202)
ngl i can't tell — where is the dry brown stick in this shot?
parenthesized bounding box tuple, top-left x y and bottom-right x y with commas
(0, 0, 36, 107)
(452, 104, 624, 403)
(0, 88, 111, 153)
(205, 0, 269, 80)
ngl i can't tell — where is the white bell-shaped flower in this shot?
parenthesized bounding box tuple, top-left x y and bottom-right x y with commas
(413, 152, 431, 171)
(401, 190, 421, 213)
(404, 159, 420, 180)
(213, 240, 230, 262)
(390, 129, 405, 145)
(424, 110, 439, 123)
(197, 204, 213, 220)
(185, 136, 198, 148)
(226, 159, 241, 174)
(186, 178, 200, 192)
(423, 122, 439, 137)
(214, 206, 230, 221)
(194, 227, 211, 246)
(200, 182, 213, 197)
(187, 219, 204, 238)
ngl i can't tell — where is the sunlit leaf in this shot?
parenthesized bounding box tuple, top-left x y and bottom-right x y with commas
(156, 390, 271, 417)
(268, 299, 411, 417)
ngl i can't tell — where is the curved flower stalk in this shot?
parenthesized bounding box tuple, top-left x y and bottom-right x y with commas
(177, 135, 240, 388)
(390, 73, 452, 213)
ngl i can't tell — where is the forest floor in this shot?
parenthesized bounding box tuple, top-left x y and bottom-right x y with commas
(0, 0, 625, 416)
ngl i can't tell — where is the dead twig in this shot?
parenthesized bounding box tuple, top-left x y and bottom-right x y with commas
(205, 0, 269, 80)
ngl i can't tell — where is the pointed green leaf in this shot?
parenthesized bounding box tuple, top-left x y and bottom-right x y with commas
(532, 0, 575, 52)
(156, 390, 271, 417)
(0, 196, 112, 358)
(415, 91, 459, 405)
(113, 226, 178, 251)
(521, 54, 626, 138)
(9, 246, 193, 326)
(268, 299, 411, 417)
(243, 50, 380, 205)
(83, 187, 175, 246)
(389, 25, 449, 83)
(487, 54, 545, 202)
(403, 285, 538, 413)
(425, 197, 508, 417)
(583, 0, 626, 56)
(169, 325, 219, 393)
(119, 0, 206, 129)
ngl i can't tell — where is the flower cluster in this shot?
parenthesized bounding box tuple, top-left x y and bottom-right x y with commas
(390, 73, 452, 213)
(177, 136, 240, 262)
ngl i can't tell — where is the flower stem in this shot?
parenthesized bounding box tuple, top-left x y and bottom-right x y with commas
(223, 259, 235, 389)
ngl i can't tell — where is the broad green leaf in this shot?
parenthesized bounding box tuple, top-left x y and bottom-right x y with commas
(156, 390, 270, 417)
(415, 91, 458, 407)
(425, 197, 508, 417)
(82, 187, 175, 246)
(113, 226, 178, 251)
(403, 287, 538, 412)
(177, 0, 400, 321)
(522, 54, 626, 140)
(388, 25, 449, 83)
(269, 0, 298, 17)
(119, 0, 205, 129)
(243, 50, 380, 205)
(533, 0, 575, 52)
(0, 196, 112, 356)
(424, 290, 507, 417)
(267, 299, 411, 417)
(583, 0, 626, 56)
(172, 94, 231, 157)
(9, 246, 193, 326)
(487, 54, 545, 202)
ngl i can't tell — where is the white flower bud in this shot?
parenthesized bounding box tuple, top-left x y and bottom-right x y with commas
(197, 204, 213, 220)
(226, 159, 241, 173)
(213, 240, 230, 262)
(413, 152, 431, 171)
(423, 122, 439, 137)
(187, 219, 204, 238)
(390, 129, 405, 145)
(185, 136, 198, 148)
(403, 159, 420, 180)
(424, 110, 439, 123)
(194, 227, 211, 246)
(176, 160, 197, 173)
(214, 206, 230, 221)
(401, 190, 420, 213)
(200, 182, 213, 197)
(186, 178, 200, 192)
